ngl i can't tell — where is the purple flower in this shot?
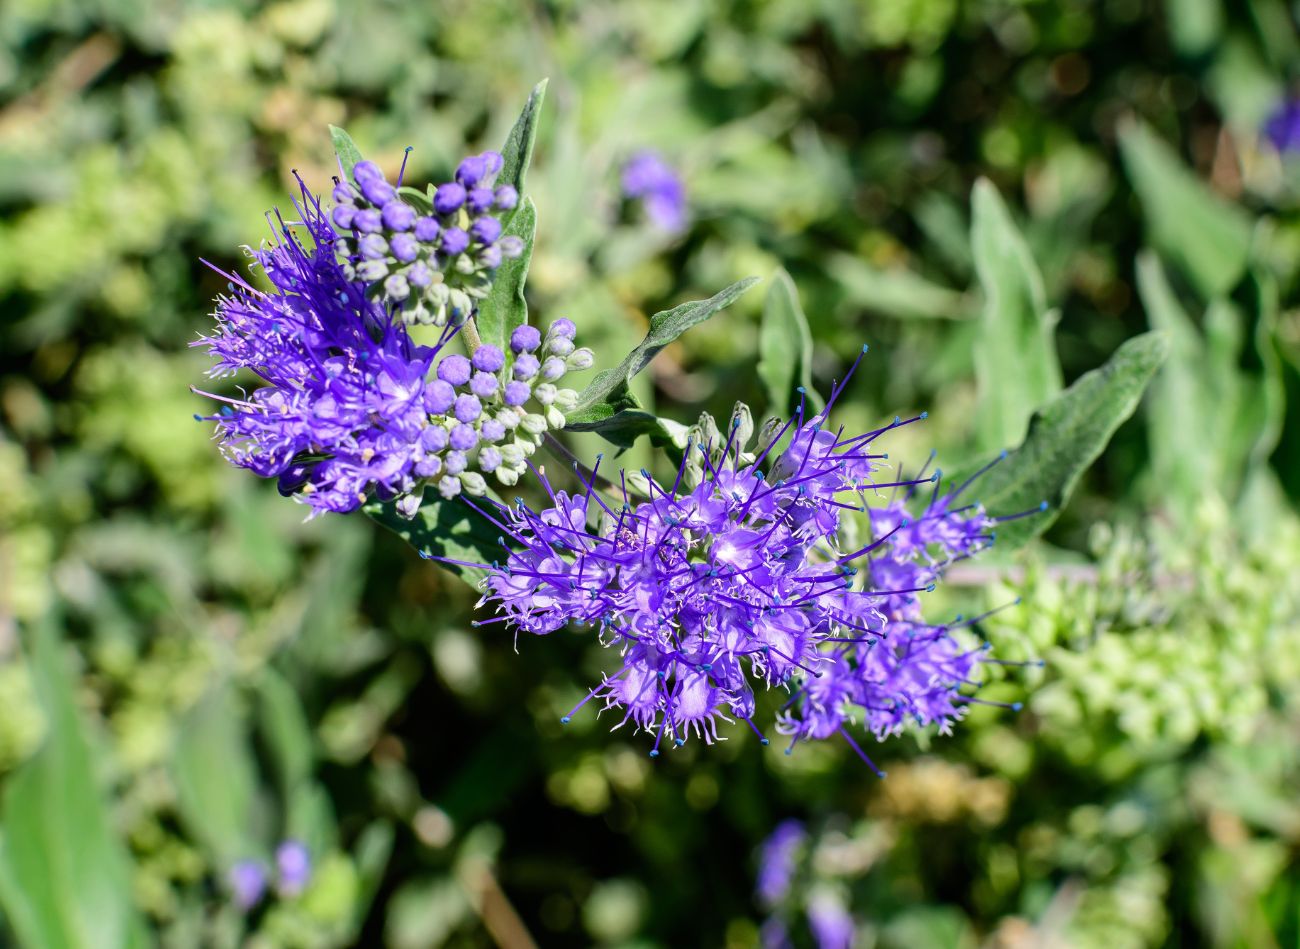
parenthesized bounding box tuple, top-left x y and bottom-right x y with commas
(1265, 98, 1300, 153)
(622, 150, 688, 233)
(756, 820, 806, 906)
(229, 860, 267, 910)
(510, 324, 541, 353)
(193, 178, 593, 513)
(433, 183, 466, 214)
(275, 840, 312, 897)
(806, 892, 855, 949)
(457, 349, 1023, 758)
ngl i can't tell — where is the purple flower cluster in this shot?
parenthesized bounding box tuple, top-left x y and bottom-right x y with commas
(333, 151, 524, 325)
(228, 840, 312, 911)
(193, 178, 590, 517)
(460, 351, 1016, 760)
(622, 150, 688, 233)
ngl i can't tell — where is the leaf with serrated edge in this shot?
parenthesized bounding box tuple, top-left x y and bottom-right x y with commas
(475, 198, 536, 352)
(946, 331, 1168, 550)
(758, 269, 820, 417)
(330, 124, 364, 178)
(570, 278, 759, 426)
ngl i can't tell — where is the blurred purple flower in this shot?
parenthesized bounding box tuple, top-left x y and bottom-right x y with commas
(622, 150, 688, 233)
(757, 820, 807, 906)
(276, 839, 312, 897)
(1264, 98, 1300, 153)
(228, 859, 267, 910)
(807, 892, 856, 949)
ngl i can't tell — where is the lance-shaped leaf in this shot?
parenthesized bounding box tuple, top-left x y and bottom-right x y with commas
(0, 617, 148, 949)
(567, 278, 759, 438)
(365, 495, 504, 587)
(758, 269, 821, 417)
(330, 125, 365, 178)
(1119, 120, 1254, 300)
(946, 331, 1169, 549)
(970, 179, 1062, 452)
(172, 683, 261, 864)
(474, 197, 536, 353)
(496, 79, 547, 230)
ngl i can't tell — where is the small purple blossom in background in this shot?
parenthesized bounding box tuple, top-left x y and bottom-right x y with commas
(192, 179, 591, 516)
(228, 859, 267, 911)
(457, 348, 1029, 759)
(1264, 98, 1300, 153)
(275, 840, 312, 897)
(806, 891, 856, 949)
(622, 150, 688, 233)
(757, 820, 807, 907)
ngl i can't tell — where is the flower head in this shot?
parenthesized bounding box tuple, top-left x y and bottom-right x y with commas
(275, 840, 312, 897)
(192, 177, 590, 517)
(333, 151, 524, 326)
(228, 859, 267, 911)
(459, 349, 1029, 760)
(622, 150, 688, 233)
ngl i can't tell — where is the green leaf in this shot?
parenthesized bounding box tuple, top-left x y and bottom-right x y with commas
(1136, 250, 1207, 508)
(1137, 253, 1284, 512)
(758, 269, 819, 417)
(330, 125, 365, 178)
(257, 668, 314, 794)
(351, 821, 396, 934)
(473, 197, 536, 352)
(172, 683, 260, 864)
(947, 331, 1169, 549)
(563, 405, 691, 451)
(364, 495, 503, 587)
(970, 178, 1062, 452)
(827, 253, 971, 320)
(568, 278, 759, 434)
(1118, 120, 1254, 299)
(497, 79, 548, 227)
(0, 618, 148, 949)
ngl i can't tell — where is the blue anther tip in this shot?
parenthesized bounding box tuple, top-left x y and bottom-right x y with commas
(649, 749, 659, 758)
(1000, 449, 1009, 459)
(926, 584, 936, 592)
(1015, 597, 1023, 606)
(862, 343, 870, 353)
(1039, 500, 1049, 511)
(1012, 702, 1024, 712)
(783, 748, 793, 756)
(796, 386, 805, 393)
(760, 738, 770, 745)
(920, 411, 928, 419)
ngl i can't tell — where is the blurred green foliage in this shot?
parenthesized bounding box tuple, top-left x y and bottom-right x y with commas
(2, 0, 1300, 947)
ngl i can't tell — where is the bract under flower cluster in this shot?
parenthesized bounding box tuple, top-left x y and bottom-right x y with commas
(462, 359, 1013, 760)
(193, 176, 589, 517)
